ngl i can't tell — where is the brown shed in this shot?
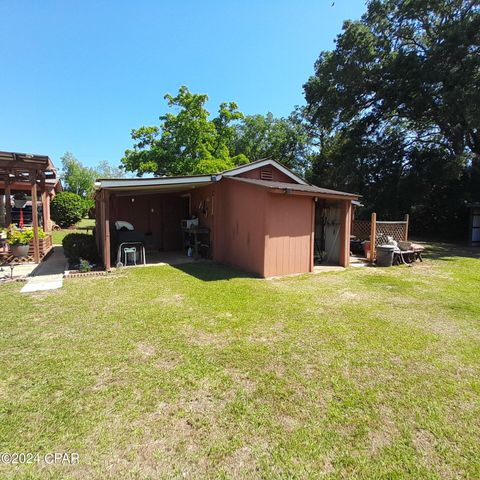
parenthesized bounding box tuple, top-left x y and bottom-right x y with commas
(94, 159, 358, 277)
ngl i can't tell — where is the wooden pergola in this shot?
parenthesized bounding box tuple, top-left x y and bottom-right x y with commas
(0, 151, 60, 263)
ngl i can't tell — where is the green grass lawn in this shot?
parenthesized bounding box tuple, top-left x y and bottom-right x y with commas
(0, 244, 479, 479)
(51, 218, 95, 245)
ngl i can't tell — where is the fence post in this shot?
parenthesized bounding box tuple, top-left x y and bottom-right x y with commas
(404, 214, 409, 240)
(370, 212, 376, 263)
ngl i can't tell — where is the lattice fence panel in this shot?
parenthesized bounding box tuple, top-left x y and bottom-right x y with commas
(375, 222, 407, 246)
(352, 220, 371, 241)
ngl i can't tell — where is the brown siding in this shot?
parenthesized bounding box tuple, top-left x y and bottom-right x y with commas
(263, 193, 314, 277)
(214, 178, 267, 276)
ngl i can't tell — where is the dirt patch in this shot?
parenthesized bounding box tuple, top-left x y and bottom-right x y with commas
(91, 367, 127, 392)
(136, 342, 156, 359)
(155, 355, 180, 371)
(225, 367, 257, 393)
(183, 326, 230, 348)
(153, 293, 185, 306)
(411, 429, 457, 480)
(365, 404, 399, 456)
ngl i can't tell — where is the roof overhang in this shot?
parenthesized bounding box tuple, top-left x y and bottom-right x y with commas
(94, 174, 218, 192)
(227, 176, 359, 201)
(269, 188, 358, 201)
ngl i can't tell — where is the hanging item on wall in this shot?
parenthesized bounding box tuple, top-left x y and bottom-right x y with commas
(198, 198, 210, 217)
(204, 197, 210, 217)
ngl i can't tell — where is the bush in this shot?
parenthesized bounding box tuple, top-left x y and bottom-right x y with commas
(62, 233, 98, 264)
(51, 192, 84, 228)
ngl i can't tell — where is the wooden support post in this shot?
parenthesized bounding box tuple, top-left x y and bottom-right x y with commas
(41, 191, 49, 231)
(31, 181, 40, 263)
(0, 194, 4, 227)
(95, 195, 101, 251)
(102, 190, 111, 271)
(404, 213, 409, 241)
(370, 212, 377, 263)
(310, 198, 316, 272)
(339, 200, 352, 267)
(46, 194, 51, 231)
(5, 181, 12, 226)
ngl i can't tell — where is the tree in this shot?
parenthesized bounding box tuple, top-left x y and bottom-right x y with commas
(304, 0, 480, 234)
(61, 152, 97, 197)
(121, 86, 249, 176)
(231, 110, 312, 174)
(51, 192, 84, 228)
(95, 160, 127, 179)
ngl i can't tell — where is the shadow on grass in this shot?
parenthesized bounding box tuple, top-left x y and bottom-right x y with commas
(413, 240, 480, 261)
(172, 261, 258, 282)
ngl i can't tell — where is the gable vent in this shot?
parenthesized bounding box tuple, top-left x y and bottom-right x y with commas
(260, 169, 273, 180)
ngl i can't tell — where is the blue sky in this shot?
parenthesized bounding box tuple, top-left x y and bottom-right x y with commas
(0, 0, 366, 170)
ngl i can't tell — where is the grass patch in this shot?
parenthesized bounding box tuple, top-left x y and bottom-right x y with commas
(0, 243, 479, 478)
(51, 218, 95, 245)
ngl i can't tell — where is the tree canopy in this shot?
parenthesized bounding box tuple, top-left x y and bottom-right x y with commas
(231, 110, 311, 174)
(304, 0, 480, 234)
(61, 152, 97, 198)
(61, 152, 126, 197)
(121, 86, 311, 177)
(121, 86, 249, 176)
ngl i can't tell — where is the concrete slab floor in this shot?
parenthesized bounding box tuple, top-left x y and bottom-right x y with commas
(118, 250, 207, 268)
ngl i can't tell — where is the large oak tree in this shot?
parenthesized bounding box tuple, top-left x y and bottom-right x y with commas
(304, 0, 480, 234)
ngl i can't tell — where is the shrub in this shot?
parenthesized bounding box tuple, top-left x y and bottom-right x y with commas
(51, 192, 84, 228)
(78, 258, 92, 273)
(62, 233, 98, 264)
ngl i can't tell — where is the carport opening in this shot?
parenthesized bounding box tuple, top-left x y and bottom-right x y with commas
(314, 199, 343, 265)
(108, 185, 212, 267)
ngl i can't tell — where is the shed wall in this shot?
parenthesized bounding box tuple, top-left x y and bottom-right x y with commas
(263, 193, 314, 277)
(214, 178, 267, 276)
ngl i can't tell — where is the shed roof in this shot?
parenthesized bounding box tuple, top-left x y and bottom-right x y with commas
(228, 177, 359, 200)
(94, 159, 359, 199)
(94, 159, 306, 190)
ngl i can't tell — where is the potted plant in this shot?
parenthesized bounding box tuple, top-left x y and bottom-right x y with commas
(0, 228, 6, 240)
(13, 192, 28, 208)
(7, 225, 45, 258)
